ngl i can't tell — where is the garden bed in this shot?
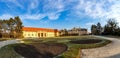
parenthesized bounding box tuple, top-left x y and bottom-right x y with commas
(14, 43, 68, 58)
(70, 39, 103, 44)
(69, 39, 111, 49)
(0, 36, 112, 58)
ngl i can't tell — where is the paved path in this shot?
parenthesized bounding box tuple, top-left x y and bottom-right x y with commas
(0, 39, 20, 48)
(81, 36, 120, 58)
(0, 39, 25, 58)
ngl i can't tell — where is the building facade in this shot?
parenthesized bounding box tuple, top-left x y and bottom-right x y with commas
(22, 27, 59, 38)
(60, 27, 88, 36)
(68, 27, 88, 35)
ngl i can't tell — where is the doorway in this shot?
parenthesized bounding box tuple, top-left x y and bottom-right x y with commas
(38, 33, 40, 37)
(41, 33, 43, 37)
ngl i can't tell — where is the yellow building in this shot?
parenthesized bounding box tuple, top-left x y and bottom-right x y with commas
(22, 27, 59, 38)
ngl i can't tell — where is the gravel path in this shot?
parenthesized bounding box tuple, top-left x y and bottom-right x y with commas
(0, 39, 20, 48)
(81, 36, 120, 58)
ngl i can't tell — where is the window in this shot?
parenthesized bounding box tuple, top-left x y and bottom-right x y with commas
(45, 33, 46, 37)
(41, 33, 43, 37)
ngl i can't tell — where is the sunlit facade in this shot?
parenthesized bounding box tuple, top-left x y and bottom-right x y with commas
(22, 27, 59, 38)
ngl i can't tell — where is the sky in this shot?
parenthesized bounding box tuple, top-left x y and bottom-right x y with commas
(0, 0, 120, 32)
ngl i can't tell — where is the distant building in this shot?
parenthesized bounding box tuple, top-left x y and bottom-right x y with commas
(22, 27, 59, 38)
(60, 27, 88, 36)
(68, 27, 88, 35)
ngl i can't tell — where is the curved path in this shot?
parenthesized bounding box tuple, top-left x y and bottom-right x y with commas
(0, 39, 20, 48)
(0, 39, 25, 58)
(81, 36, 120, 58)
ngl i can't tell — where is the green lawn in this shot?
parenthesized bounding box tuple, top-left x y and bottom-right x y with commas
(0, 39, 8, 41)
(0, 38, 15, 41)
(0, 36, 111, 58)
(0, 44, 23, 58)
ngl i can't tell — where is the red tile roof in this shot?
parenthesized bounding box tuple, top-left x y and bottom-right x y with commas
(22, 27, 59, 32)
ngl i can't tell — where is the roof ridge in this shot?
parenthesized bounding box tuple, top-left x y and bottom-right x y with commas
(23, 27, 56, 30)
(22, 27, 59, 32)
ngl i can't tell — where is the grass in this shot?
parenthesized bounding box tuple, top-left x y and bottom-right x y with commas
(21, 36, 111, 58)
(69, 39, 111, 49)
(22, 36, 93, 43)
(0, 38, 16, 41)
(0, 36, 111, 58)
(0, 44, 23, 58)
(56, 46, 80, 58)
(55, 38, 111, 58)
(0, 39, 8, 41)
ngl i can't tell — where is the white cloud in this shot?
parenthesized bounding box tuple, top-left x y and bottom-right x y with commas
(20, 14, 45, 20)
(24, 0, 65, 20)
(0, 14, 14, 19)
(30, 0, 39, 9)
(86, 22, 95, 26)
(39, 20, 50, 24)
(76, 0, 106, 18)
(1, 0, 24, 8)
(0, 13, 45, 20)
(47, 13, 60, 20)
(42, 0, 65, 20)
(2, 0, 120, 24)
(0, 13, 60, 20)
(75, 0, 120, 26)
(43, 0, 64, 12)
(0, 0, 66, 20)
(106, 2, 120, 26)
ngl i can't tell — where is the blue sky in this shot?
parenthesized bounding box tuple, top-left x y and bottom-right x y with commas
(0, 0, 120, 32)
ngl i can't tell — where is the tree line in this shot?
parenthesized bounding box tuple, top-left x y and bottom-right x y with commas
(91, 19, 120, 36)
(0, 16, 23, 38)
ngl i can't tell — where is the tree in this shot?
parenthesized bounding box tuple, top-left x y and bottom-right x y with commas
(103, 19, 118, 35)
(91, 25, 97, 35)
(60, 29, 68, 36)
(0, 16, 23, 38)
(14, 16, 23, 38)
(7, 18, 15, 38)
(96, 22, 102, 35)
(2, 20, 9, 38)
(0, 20, 3, 38)
(114, 27, 120, 36)
(103, 25, 109, 35)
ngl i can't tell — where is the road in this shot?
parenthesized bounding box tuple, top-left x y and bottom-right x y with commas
(0, 39, 20, 48)
(82, 36, 120, 58)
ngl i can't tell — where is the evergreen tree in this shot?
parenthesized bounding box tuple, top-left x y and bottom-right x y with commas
(0, 20, 2, 38)
(91, 25, 97, 35)
(103, 19, 118, 35)
(96, 22, 102, 35)
(0, 16, 23, 38)
(14, 16, 23, 38)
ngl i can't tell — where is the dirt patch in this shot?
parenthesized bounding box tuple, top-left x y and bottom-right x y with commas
(14, 43, 67, 58)
(70, 39, 103, 44)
